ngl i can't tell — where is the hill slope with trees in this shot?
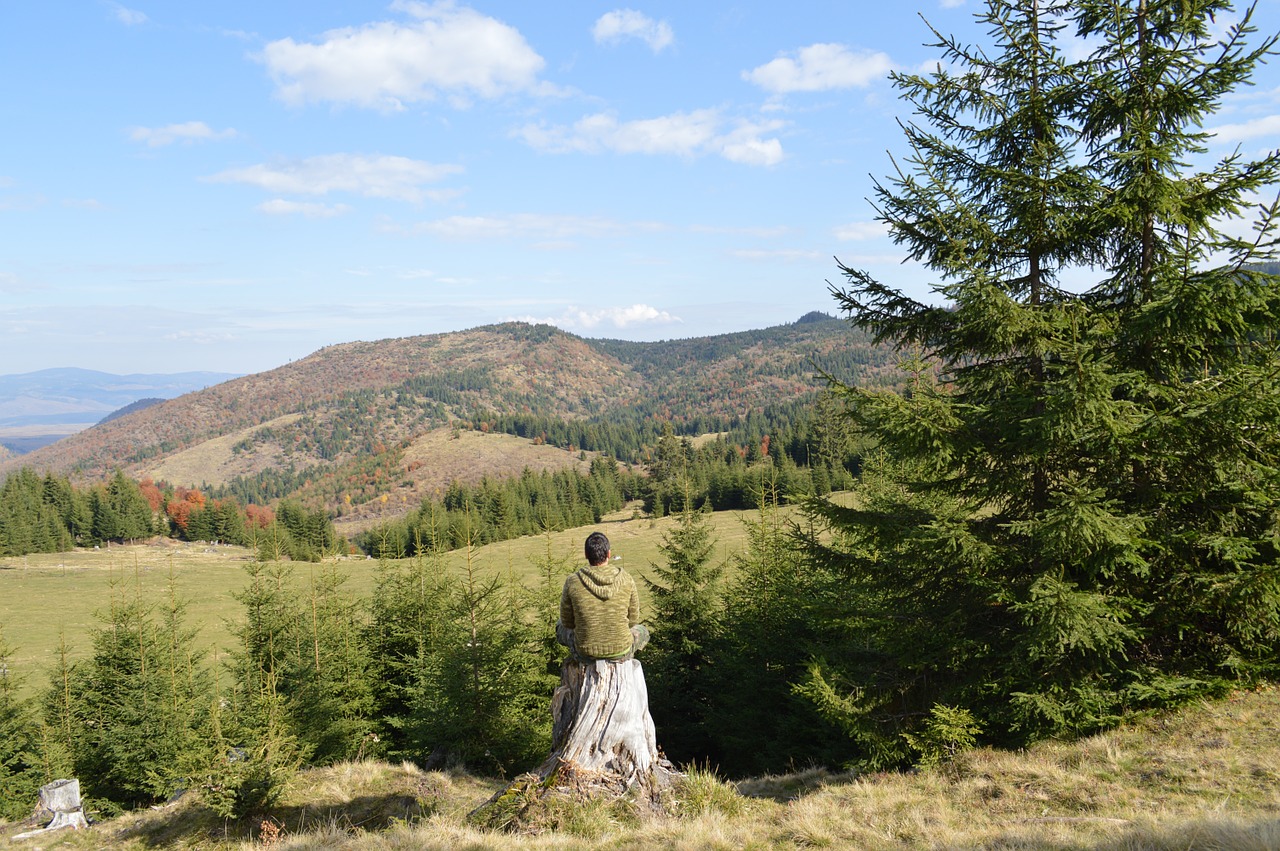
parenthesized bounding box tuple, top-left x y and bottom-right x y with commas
(0, 316, 892, 523)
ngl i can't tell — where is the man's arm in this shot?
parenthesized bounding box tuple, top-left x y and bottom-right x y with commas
(559, 576, 576, 630)
(627, 574, 640, 627)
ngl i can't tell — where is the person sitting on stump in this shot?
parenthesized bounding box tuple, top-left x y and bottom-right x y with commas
(557, 531, 649, 662)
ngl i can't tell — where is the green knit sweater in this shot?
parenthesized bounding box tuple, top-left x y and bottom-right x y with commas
(559, 564, 640, 659)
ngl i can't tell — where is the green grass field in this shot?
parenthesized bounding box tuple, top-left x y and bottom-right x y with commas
(0, 504, 777, 695)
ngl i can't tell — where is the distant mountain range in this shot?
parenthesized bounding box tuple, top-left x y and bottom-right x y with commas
(0, 316, 895, 531)
(0, 368, 241, 454)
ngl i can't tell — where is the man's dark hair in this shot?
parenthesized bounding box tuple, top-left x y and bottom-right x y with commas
(585, 531, 610, 566)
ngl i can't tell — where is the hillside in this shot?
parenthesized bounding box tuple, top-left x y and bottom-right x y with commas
(8, 685, 1278, 848)
(0, 317, 892, 522)
(98, 397, 165, 425)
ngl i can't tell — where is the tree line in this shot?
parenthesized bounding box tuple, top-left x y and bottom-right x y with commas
(0, 397, 866, 563)
(0, 468, 340, 564)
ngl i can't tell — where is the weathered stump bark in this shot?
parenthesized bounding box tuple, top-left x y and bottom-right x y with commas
(472, 658, 680, 829)
(14, 779, 88, 840)
(545, 658, 662, 784)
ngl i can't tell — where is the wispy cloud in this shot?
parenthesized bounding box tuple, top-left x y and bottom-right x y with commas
(1209, 114, 1280, 143)
(0, 272, 39, 294)
(510, 304, 682, 331)
(0, 189, 47, 212)
(744, 43, 892, 93)
(401, 212, 662, 241)
(730, 248, 825, 261)
(206, 154, 463, 203)
(162, 329, 235, 344)
(130, 121, 238, 147)
(516, 110, 785, 166)
(260, 1, 551, 109)
(592, 9, 674, 53)
(834, 221, 887, 241)
(258, 199, 352, 218)
(109, 3, 148, 26)
(690, 224, 791, 237)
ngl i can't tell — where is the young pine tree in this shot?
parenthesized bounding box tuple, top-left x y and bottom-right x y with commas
(644, 484, 725, 766)
(0, 626, 41, 820)
(364, 514, 457, 758)
(37, 632, 79, 786)
(219, 560, 307, 810)
(805, 0, 1280, 759)
(284, 563, 376, 763)
(408, 524, 551, 776)
(707, 480, 853, 775)
(65, 566, 212, 807)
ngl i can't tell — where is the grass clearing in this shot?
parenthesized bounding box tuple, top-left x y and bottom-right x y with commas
(0, 505, 790, 695)
(145, 413, 303, 489)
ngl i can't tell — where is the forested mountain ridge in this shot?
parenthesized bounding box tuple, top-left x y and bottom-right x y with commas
(0, 316, 891, 523)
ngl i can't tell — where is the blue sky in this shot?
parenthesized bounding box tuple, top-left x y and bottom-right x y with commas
(3, 1, 1279, 376)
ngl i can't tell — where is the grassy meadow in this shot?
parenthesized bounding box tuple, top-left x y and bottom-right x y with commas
(0, 503, 775, 696)
(9, 498, 1279, 849)
(5, 685, 1279, 848)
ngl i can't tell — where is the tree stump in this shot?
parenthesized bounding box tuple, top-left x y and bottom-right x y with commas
(472, 658, 680, 829)
(14, 779, 88, 840)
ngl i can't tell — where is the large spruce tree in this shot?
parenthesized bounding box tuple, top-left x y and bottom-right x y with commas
(804, 0, 1280, 762)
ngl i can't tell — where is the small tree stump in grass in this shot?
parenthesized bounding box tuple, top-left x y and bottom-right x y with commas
(472, 657, 680, 830)
(14, 779, 89, 840)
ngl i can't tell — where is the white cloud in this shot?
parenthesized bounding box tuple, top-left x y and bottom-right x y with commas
(940, 0, 965, 8)
(130, 121, 238, 147)
(511, 304, 681, 330)
(569, 304, 680, 328)
(592, 9, 674, 52)
(206, 154, 463, 203)
(0, 272, 31, 293)
(690, 224, 791, 237)
(744, 43, 892, 93)
(163, 329, 235, 344)
(260, 1, 548, 109)
(258, 199, 352, 218)
(110, 3, 148, 25)
(404, 212, 657, 240)
(730, 248, 825, 261)
(516, 110, 785, 165)
(1209, 114, 1280, 143)
(835, 221, 887, 241)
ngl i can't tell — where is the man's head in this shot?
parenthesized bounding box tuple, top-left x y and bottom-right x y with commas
(585, 531, 610, 566)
